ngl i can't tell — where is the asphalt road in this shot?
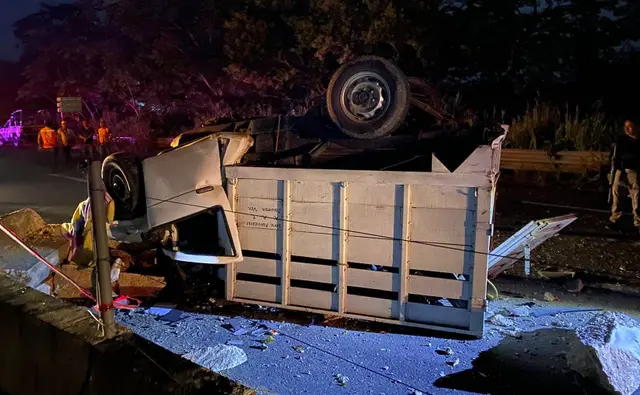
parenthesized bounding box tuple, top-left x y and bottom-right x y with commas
(0, 147, 87, 224)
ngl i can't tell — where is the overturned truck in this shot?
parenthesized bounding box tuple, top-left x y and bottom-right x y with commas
(104, 57, 507, 337)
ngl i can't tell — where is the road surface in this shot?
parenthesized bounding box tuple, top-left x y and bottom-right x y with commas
(0, 147, 87, 224)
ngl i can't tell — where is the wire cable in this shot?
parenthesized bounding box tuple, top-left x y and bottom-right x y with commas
(145, 195, 536, 264)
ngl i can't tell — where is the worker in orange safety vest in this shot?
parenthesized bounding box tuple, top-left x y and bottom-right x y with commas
(97, 120, 112, 159)
(37, 121, 59, 172)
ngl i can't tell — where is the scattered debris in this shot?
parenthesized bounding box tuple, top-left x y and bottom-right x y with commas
(494, 328, 522, 338)
(263, 335, 275, 344)
(293, 345, 305, 353)
(530, 307, 602, 318)
(538, 270, 576, 279)
(543, 292, 558, 302)
(250, 345, 268, 351)
(146, 304, 177, 317)
(382, 366, 390, 370)
(233, 328, 250, 336)
(563, 278, 584, 293)
(489, 314, 516, 328)
(158, 309, 183, 323)
(251, 328, 267, 336)
(447, 358, 460, 367)
(334, 374, 349, 386)
(518, 301, 536, 308)
(226, 340, 244, 346)
(182, 344, 248, 372)
(507, 305, 530, 317)
(410, 390, 424, 395)
(436, 347, 454, 356)
(567, 312, 640, 395)
(208, 297, 216, 304)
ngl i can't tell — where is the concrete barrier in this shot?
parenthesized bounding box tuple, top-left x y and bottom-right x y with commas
(0, 274, 255, 395)
(0, 209, 68, 291)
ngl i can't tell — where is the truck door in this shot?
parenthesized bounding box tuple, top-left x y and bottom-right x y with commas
(142, 135, 243, 264)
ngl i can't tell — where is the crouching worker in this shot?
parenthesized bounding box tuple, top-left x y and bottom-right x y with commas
(61, 191, 126, 295)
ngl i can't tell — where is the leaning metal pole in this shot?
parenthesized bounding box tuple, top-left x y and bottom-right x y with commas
(89, 161, 116, 338)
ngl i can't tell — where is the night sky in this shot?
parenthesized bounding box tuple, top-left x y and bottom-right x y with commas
(0, 0, 73, 62)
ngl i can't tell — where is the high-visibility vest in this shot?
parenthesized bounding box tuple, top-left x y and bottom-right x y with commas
(39, 127, 57, 149)
(98, 127, 110, 144)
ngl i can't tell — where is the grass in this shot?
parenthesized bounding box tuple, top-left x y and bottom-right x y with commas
(506, 101, 617, 152)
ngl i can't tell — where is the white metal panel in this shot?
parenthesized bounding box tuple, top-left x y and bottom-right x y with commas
(235, 281, 280, 303)
(405, 303, 470, 328)
(227, 136, 505, 338)
(291, 262, 337, 283)
(290, 288, 337, 310)
(347, 295, 399, 319)
(488, 214, 577, 279)
(347, 269, 397, 291)
(408, 276, 469, 300)
(236, 256, 279, 277)
(347, 204, 398, 266)
(143, 135, 222, 228)
(410, 185, 473, 209)
(291, 181, 335, 203)
(226, 166, 492, 187)
(348, 184, 398, 207)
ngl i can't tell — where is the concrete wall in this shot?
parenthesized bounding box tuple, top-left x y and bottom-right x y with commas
(0, 274, 254, 395)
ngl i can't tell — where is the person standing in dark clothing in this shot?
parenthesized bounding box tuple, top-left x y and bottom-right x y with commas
(608, 118, 640, 233)
(79, 120, 95, 160)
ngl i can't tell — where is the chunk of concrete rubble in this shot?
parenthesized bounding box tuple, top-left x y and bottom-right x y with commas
(489, 314, 516, 328)
(0, 210, 68, 289)
(567, 312, 640, 395)
(182, 344, 248, 372)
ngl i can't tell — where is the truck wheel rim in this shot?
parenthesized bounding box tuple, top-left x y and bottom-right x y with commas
(340, 71, 391, 123)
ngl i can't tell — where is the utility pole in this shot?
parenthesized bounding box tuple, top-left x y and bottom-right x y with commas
(89, 161, 116, 338)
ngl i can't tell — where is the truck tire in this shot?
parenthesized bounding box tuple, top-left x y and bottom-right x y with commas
(327, 56, 410, 139)
(101, 153, 145, 220)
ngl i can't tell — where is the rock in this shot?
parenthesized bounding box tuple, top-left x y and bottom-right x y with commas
(489, 314, 516, 328)
(183, 344, 248, 372)
(0, 213, 68, 290)
(567, 312, 640, 395)
(436, 347, 454, 356)
(0, 208, 46, 239)
(563, 278, 585, 293)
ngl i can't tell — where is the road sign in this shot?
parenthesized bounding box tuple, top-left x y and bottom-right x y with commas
(56, 97, 82, 113)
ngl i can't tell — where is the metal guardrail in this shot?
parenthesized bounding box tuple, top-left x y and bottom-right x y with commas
(500, 149, 609, 173)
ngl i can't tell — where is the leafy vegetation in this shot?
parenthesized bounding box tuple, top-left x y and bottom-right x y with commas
(9, 0, 640, 142)
(507, 102, 617, 152)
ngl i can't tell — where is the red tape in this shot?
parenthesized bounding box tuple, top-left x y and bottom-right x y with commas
(0, 223, 142, 312)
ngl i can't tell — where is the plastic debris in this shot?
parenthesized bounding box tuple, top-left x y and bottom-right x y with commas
(334, 374, 349, 386)
(382, 366, 389, 370)
(411, 390, 424, 395)
(263, 335, 275, 344)
(146, 304, 177, 317)
(251, 328, 267, 336)
(436, 347, 454, 356)
(233, 328, 250, 336)
(293, 345, 305, 353)
(158, 309, 183, 323)
(447, 358, 460, 367)
(544, 292, 558, 302)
